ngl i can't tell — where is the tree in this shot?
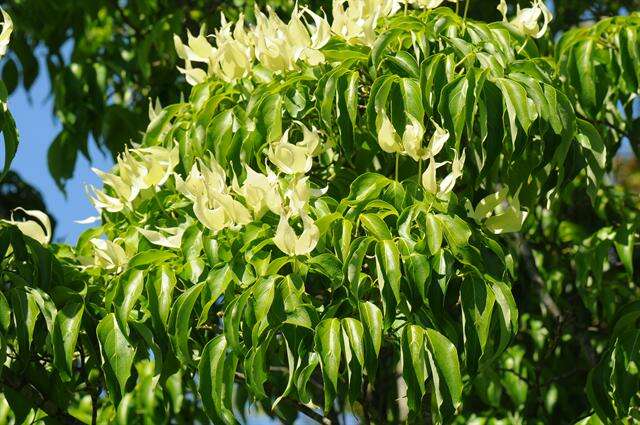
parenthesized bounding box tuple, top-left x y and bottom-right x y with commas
(0, 0, 638, 187)
(1, 1, 639, 424)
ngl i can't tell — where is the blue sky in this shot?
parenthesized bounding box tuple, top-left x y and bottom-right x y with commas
(8, 53, 113, 245)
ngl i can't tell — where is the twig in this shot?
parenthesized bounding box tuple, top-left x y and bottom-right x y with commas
(0, 367, 84, 424)
(234, 371, 333, 425)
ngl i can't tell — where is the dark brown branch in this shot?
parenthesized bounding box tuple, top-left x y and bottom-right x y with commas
(0, 367, 84, 425)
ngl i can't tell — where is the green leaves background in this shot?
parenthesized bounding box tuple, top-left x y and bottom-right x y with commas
(0, 3, 639, 425)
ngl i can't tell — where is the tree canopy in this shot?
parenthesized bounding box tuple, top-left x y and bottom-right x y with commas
(1, 1, 640, 424)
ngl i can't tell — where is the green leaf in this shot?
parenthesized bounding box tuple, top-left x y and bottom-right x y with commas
(438, 75, 471, 147)
(495, 77, 536, 143)
(424, 328, 463, 419)
(315, 318, 342, 413)
(198, 265, 234, 327)
(97, 314, 136, 398)
(341, 318, 365, 367)
(0, 103, 18, 182)
(147, 265, 177, 330)
(198, 335, 237, 424)
(614, 224, 635, 276)
(346, 173, 391, 205)
(127, 249, 176, 269)
(376, 239, 402, 303)
(115, 269, 144, 328)
(360, 213, 392, 240)
(425, 213, 443, 255)
(47, 130, 77, 191)
(52, 302, 84, 382)
(460, 277, 495, 373)
(437, 214, 471, 253)
(10, 288, 39, 355)
(168, 282, 205, 363)
(359, 301, 383, 379)
(402, 324, 428, 412)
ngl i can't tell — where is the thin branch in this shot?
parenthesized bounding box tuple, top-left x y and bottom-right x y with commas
(513, 234, 598, 368)
(0, 367, 84, 425)
(234, 371, 333, 425)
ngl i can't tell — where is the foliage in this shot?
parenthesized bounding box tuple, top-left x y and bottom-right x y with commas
(0, 1, 639, 425)
(0, 0, 639, 188)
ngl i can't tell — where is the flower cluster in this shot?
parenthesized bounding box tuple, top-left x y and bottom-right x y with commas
(497, 0, 553, 39)
(174, 0, 462, 85)
(88, 145, 179, 213)
(86, 119, 325, 268)
(174, 5, 330, 84)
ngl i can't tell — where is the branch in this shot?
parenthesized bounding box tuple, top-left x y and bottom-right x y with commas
(0, 367, 84, 425)
(513, 234, 598, 367)
(234, 372, 332, 425)
(514, 234, 562, 320)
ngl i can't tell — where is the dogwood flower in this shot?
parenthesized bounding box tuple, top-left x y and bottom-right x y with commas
(2, 208, 51, 245)
(87, 186, 125, 213)
(210, 192, 253, 227)
(439, 149, 465, 194)
(193, 197, 228, 233)
(402, 114, 426, 161)
(175, 158, 227, 203)
(90, 238, 129, 273)
(0, 9, 12, 58)
(267, 128, 316, 175)
(377, 112, 403, 153)
(134, 145, 179, 188)
(214, 14, 254, 81)
(138, 225, 186, 249)
(407, 0, 444, 8)
(273, 213, 319, 256)
(233, 165, 283, 217)
(421, 157, 446, 194)
(332, 0, 400, 46)
(424, 122, 449, 159)
(498, 0, 553, 39)
(253, 6, 331, 73)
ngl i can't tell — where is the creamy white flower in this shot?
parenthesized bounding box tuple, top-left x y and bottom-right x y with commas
(402, 114, 425, 161)
(332, 0, 400, 46)
(498, 0, 553, 39)
(175, 158, 227, 203)
(210, 192, 253, 227)
(421, 157, 446, 194)
(424, 121, 449, 159)
(135, 145, 179, 188)
(408, 0, 445, 8)
(92, 145, 178, 206)
(439, 149, 465, 194)
(377, 112, 403, 153)
(268, 129, 315, 175)
(285, 176, 312, 217)
(273, 213, 319, 256)
(193, 197, 228, 233)
(138, 225, 186, 249)
(87, 186, 125, 213)
(0, 9, 12, 58)
(233, 165, 283, 217)
(90, 238, 128, 273)
(2, 208, 51, 245)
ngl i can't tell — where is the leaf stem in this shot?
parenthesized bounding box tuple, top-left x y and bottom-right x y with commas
(395, 154, 400, 182)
